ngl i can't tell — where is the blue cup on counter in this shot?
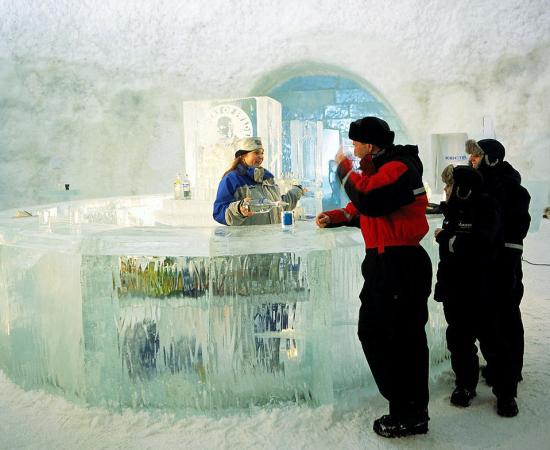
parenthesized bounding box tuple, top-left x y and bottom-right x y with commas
(281, 210, 294, 231)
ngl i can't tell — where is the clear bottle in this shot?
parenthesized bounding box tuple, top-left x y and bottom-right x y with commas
(182, 174, 191, 200)
(248, 198, 288, 214)
(174, 173, 182, 200)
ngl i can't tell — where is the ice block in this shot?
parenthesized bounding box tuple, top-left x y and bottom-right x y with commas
(0, 195, 448, 411)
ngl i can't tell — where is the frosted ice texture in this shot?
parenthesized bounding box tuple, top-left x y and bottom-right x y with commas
(523, 180, 549, 233)
(286, 120, 325, 219)
(289, 120, 323, 184)
(0, 196, 448, 411)
(182, 97, 283, 203)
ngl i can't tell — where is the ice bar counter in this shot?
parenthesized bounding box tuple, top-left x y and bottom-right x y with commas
(0, 195, 448, 411)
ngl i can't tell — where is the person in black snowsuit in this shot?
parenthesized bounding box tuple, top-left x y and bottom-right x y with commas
(466, 139, 531, 417)
(317, 117, 432, 438)
(434, 165, 517, 413)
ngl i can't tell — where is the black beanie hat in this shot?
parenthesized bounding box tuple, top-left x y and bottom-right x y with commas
(348, 117, 395, 148)
(452, 165, 483, 200)
(477, 139, 505, 166)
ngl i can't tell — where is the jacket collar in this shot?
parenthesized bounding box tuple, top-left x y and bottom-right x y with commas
(238, 164, 274, 182)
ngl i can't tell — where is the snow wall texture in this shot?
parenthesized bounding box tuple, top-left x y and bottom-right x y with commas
(0, 0, 549, 211)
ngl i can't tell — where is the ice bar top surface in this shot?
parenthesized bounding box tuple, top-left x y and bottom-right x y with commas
(0, 194, 380, 257)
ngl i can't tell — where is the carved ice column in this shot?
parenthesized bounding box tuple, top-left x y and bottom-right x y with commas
(289, 120, 324, 218)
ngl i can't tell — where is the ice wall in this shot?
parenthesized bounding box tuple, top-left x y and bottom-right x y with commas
(0, 0, 549, 210)
(0, 58, 186, 207)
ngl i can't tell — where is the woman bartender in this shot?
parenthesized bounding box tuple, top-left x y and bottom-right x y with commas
(213, 137, 303, 226)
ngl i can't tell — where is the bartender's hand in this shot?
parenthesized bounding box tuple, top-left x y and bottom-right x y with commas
(238, 197, 255, 217)
(434, 227, 442, 237)
(316, 212, 331, 228)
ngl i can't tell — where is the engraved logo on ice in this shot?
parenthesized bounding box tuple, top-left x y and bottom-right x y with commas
(208, 104, 253, 143)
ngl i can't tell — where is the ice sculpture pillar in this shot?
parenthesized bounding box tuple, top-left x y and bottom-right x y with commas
(182, 97, 282, 202)
(289, 120, 324, 218)
(289, 120, 323, 184)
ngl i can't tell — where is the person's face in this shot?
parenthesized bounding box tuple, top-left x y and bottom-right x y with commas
(469, 154, 483, 169)
(352, 141, 377, 159)
(242, 149, 264, 167)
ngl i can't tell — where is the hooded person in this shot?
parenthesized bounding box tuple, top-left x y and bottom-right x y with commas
(426, 164, 455, 215)
(466, 139, 505, 168)
(432, 165, 516, 413)
(434, 165, 491, 295)
(212, 137, 303, 226)
(441, 163, 455, 187)
(465, 138, 531, 417)
(315, 116, 432, 438)
(466, 139, 531, 248)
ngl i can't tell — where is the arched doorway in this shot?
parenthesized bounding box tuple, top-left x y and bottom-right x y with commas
(265, 74, 406, 208)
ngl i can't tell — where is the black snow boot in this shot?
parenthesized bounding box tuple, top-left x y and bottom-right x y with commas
(450, 387, 477, 407)
(373, 413, 429, 438)
(497, 397, 519, 417)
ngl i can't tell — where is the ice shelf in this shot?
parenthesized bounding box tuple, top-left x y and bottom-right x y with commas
(0, 195, 447, 411)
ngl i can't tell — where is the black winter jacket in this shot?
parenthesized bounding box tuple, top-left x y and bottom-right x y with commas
(434, 191, 500, 304)
(478, 161, 530, 247)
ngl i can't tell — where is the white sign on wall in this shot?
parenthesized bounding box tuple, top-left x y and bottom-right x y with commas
(431, 133, 469, 193)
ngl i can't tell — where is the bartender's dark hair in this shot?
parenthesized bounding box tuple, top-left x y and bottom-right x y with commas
(222, 156, 248, 178)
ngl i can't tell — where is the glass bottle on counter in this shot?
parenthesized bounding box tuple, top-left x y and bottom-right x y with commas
(182, 174, 191, 199)
(174, 173, 182, 200)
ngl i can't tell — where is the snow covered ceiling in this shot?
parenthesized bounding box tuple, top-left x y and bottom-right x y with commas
(0, 0, 549, 209)
(1, 1, 548, 95)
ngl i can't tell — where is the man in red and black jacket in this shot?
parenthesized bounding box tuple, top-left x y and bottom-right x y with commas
(316, 117, 432, 438)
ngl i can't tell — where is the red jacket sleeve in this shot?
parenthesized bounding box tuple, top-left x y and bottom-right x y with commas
(337, 157, 414, 217)
(324, 202, 359, 225)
